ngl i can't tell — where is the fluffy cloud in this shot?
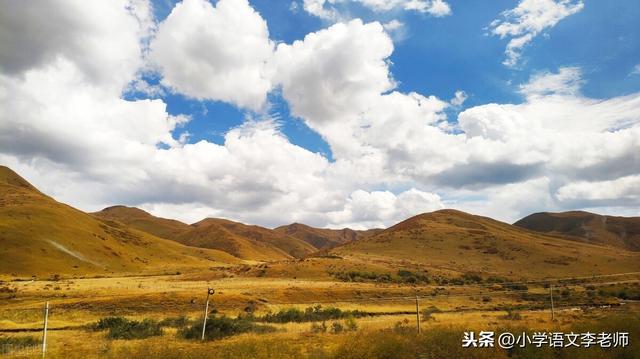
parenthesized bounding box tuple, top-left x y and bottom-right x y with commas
(453, 68, 640, 215)
(0, 0, 152, 91)
(519, 66, 583, 97)
(489, 0, 584, 66)
(450, 90, 468, 107)
(327, 188, 444, 229)
(274, 20, 395, 129)
(448, 177, 556, 222)
(557, 175, 640, 202)
(274, 19, 453, 174)
(1, 0, 638, 230)
(150, 0, 274, 110)
(301, 0, 451, 20)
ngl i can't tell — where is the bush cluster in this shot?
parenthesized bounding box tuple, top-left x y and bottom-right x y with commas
(179, 316, 276, 341)
(91, 316, 163, 340)
(260, 305, 367, 323)
(0, 336, 39, 355)
(309, 317, 358, 334)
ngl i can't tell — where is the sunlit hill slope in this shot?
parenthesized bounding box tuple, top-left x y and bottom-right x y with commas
(331, 209, 640, 279)
(0, 166, 242, 277)
(94, 207, 318, 261)
(274, 222, 381, 249)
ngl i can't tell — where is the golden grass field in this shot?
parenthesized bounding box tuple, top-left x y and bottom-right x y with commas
(1, 267, 639, 358)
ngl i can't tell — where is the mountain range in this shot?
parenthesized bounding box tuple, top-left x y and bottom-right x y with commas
(1, 165, 639, 278)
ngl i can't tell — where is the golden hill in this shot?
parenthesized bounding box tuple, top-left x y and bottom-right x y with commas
(274, 222, 381, 249)
(0, 166, 242, 277)
(93, 206, 318, 261)
(180, 218, 317, 260)
(93, 205, 190, 241)
(514, 211, 640, 251)
(330, 209, 640, 279)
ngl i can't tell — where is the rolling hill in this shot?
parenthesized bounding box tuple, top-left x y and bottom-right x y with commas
(273, 222, 381, 249)
(330, 209, 640, 279)
(93, 205, 190, 240)
(4, 163, 640, 280)
(181, 218, 317, 260)
(514, 211, 640, 251)
(0, 166, 242, 277)
(94, 207, 318, 261)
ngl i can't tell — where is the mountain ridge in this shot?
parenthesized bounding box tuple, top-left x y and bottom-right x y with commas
(0, 166, 243, 276)
(514, 211, 640, 251)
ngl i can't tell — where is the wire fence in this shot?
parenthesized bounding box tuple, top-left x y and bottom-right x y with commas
(1, 271, 638, 358)
(2, 271, 638, 322)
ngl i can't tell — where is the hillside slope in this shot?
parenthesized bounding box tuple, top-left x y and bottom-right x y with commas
(0, 166, 242, 277)
(514, 211, 640, 251)
(331, 209, 640, 279)
(93, 206, 319, 261)
(181, 218, 317, 260)
(93, 206, 191, 241)
(274, 223, 380, 249)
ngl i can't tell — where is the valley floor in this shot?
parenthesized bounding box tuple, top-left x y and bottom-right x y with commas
(1, 269, 639, 358)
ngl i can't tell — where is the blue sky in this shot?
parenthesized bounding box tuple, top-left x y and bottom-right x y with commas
(143, 0, 640, 159)
(2, 0, 639, 228)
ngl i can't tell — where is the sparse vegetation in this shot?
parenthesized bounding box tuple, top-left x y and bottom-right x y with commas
(330, 270, 393, 283)
(0, 335, 39, 355)
(421, 305, 442, 321)
(310, 321, 327, 333)
(2, 166, 640, 358)
(90, 316, 163, 339)
(330, 269, 435, 284)
(158, 315, 190, 328)
(500, 307, 522, 320)
(179, 315, 276, 341)
(330, 321, 344, 334)
(95, 312, 640, 359)
(259, 305, 367, 323)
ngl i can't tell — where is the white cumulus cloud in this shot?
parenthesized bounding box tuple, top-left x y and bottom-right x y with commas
(1, 0, 639, 230)
(301, 0, 451, 20)
(489, 0, 584, 67)
(150, 0, 274, 110)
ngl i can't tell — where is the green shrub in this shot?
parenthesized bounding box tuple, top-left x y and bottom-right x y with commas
(179, 316, 276, 341)
(461, 272, 483, 283)
(330, 271, 393, 283)
(344, 316, 358, 331)
(393, 319, 413, 334)
(90, 316, 163, 339)
(310, 321, 327, 333)
(91, 316, 128, 331)
(159, 315, 191, 328)
(421, 305, 442, 321)
(107, 319, 163, 340)
(330, 321, 344, 334)
(0, 335, 39, 355)
(260, 305, 367, 323)
(503, 283, 528, 291)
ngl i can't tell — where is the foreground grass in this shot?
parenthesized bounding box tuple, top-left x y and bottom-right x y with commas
(94, 311, 639, 359)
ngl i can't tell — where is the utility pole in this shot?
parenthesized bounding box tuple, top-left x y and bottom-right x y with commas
(549, 284, 555, 321)
(201, 288, 214, 340)
(42, 301, 49, 359)
(415, 295, 421, 333)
